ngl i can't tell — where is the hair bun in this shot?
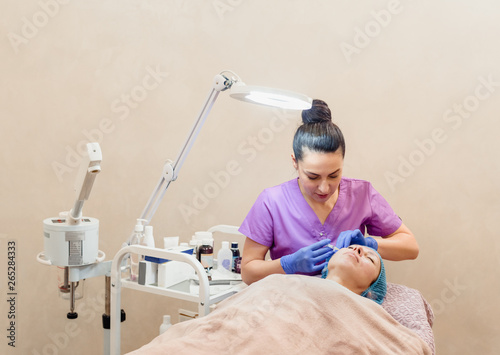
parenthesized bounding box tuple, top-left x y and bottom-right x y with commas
(301, 99, 332, 124)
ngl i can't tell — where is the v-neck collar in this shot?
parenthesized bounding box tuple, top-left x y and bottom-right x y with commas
(292, 177, 346, 230)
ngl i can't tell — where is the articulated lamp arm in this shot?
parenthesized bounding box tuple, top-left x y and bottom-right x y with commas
(129, 74, 234, 238)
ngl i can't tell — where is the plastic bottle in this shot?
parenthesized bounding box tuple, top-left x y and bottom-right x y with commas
(217, 241, 233, 274)
(191, 240, 198, 258)
(159, 315, 172, 335)
(198, 239, 214, 271)
(130, 221, 144, 282)
(142, 225, 155, 248)
(230, 242, 240, 272)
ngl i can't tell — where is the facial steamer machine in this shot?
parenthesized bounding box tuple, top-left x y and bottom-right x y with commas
(37, 143, 108, 319)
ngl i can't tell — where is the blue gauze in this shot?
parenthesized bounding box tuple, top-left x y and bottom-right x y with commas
(321, 248, 387, 305)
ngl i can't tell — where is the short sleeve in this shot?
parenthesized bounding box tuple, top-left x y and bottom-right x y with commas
(238, 190, 275, 247)
(366, 184, 402, 237)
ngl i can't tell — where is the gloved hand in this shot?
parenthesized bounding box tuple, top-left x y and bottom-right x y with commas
(280, 239, 335, 274)
(335, 229, 378, 251)
(364, 236, 378, 250)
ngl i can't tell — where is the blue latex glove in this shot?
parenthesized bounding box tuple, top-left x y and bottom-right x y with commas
(335, 229, 378, 251)
(280, 239, 335, 274)
(365, 236, 378, 250)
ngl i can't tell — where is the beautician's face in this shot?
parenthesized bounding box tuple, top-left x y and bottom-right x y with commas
(292, 149, 343, 204)
(328, 245, 381, 291)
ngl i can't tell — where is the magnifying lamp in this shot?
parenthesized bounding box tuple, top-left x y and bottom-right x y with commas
(229, 83, 312, 110)
(133, 70, 312, 235)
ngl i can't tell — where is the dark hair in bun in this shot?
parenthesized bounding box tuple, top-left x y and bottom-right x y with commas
(301, 99, 332, 124)
(293, 99, 345, 161)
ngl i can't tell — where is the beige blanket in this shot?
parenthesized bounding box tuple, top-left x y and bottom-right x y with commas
(127, 274, 432, 355)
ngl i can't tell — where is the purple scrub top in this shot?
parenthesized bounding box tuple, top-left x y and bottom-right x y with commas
(239, 178, 402, 261)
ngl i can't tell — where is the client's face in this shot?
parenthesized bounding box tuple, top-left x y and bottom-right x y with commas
(326, 245, 381, 294)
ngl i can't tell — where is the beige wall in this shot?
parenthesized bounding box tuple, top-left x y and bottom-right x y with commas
(1, 1, 499, 354)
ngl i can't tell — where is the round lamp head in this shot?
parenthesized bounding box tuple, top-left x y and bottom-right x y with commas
(229, 83, 312, 110)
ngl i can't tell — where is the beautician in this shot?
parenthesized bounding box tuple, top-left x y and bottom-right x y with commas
(239, 99, 419, 285)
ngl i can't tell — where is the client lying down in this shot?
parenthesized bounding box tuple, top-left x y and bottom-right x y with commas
(127, 245, 432, 355)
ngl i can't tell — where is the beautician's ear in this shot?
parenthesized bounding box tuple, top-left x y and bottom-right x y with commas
(292, 153, 299, 170)
(291, 153, 298, 169)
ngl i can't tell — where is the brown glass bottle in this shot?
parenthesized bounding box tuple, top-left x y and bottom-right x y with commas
(198, 239, 213, 271)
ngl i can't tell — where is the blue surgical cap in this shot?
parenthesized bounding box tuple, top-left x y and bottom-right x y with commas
(321, 248, 387, 305)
